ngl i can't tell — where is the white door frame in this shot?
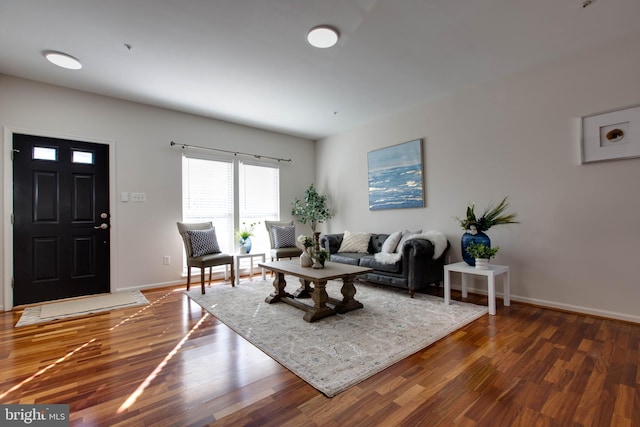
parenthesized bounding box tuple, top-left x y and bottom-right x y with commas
(2, 126, 118, 311)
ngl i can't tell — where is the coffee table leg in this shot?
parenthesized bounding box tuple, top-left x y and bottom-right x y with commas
(265, 272, 288, 304)
(334, 274, 363, 314)
(303, 280, 334, 322)
(292, 278, 313, 298)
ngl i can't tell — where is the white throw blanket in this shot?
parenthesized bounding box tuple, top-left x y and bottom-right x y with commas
(374, 230, 447, 264)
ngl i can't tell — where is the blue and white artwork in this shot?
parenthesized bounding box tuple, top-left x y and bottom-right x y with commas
(368, 139, 425, 210)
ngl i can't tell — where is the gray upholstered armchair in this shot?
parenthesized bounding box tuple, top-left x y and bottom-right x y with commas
(264, 220, 303, 261)
(177, 221, 235, 294)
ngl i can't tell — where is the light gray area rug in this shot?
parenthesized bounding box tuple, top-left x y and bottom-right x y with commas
(15, 291, 149, 327)
(185, 277, 487, 397)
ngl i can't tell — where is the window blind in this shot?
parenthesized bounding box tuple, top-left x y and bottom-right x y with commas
(182, 155, 234, 251)
(239, 161, 280, 254)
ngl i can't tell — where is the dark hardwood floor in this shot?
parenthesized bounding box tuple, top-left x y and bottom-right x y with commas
(1, 276, 638, 426)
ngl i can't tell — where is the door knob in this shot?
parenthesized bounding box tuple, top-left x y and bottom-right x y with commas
(94, 223, 108, 230)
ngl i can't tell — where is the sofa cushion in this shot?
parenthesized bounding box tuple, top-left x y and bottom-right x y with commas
(338, 230, 371, 253)
(359, 255, 402, 274)
(369, 234, 388, 253)
(381, 231, 402, 253)
(329, 253, 366, 266)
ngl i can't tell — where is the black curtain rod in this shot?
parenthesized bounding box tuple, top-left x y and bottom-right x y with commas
(170, 141, 291, 163)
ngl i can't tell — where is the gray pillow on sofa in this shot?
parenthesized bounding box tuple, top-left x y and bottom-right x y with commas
(381, 231, 402, 253)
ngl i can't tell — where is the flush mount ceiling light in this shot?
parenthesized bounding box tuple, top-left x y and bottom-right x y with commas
(44, 51, 82, 70)
(307, 25, 339, 48)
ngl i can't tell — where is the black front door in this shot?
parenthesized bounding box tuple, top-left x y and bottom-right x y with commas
(13, 133, 110, 305)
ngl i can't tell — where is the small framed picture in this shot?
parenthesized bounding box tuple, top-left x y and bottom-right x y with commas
(581, 106, 639, 163)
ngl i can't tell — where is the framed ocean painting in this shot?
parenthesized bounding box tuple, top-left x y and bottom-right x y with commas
(368, 138, 425, 210)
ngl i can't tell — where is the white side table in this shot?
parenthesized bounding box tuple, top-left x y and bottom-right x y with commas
(444, 261, 510, 315)
(235, 252, 266, 285)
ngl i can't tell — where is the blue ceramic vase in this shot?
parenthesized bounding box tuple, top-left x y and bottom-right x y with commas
(461, 231, 490, 266)
(240, 237, 252, 253)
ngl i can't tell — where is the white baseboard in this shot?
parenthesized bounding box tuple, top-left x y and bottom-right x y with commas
(116, 273, 236, 294)
(454, 285, 640, 324)
(116, 279, 185, 293)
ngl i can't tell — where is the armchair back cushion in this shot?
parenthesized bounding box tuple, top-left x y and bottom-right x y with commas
(264, 220, 303, 260)
(265, 220, 295, 248)
(186, 228, 221, 257)
(272, 225, 296, 248)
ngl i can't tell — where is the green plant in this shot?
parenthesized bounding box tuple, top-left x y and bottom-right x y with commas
(291, 184, 333, 233)
(236, 221, 259, 241)
(317, 248, 329, 263)
(465, 242, 499, 259)
(311, 247, 330, 266)
(456, 196, 518, 232)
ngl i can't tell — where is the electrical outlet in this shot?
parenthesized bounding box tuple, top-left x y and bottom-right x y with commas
(163, 255, 171, 265)
(131, 192, 146, 202)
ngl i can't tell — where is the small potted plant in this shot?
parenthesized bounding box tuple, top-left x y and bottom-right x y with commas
(236, 221, 260, 253)
(465, 241, 499, 269)
(317, 248, 329, 267)
(310, 248, 329, 269)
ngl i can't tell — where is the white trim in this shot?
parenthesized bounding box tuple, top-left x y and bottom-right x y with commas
(116, 279, 185, 293)
(451, 284, 640, 324)
(2, 126, 117, 311)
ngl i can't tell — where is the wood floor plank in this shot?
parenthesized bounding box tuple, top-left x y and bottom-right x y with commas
(1, 279, 639, 426)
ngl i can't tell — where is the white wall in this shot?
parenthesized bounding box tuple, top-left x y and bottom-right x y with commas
(0, 76, 315, 310)
(316, 30, 640, 323)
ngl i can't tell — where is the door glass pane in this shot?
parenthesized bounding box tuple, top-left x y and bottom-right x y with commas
(33, 147, 57, 161)
(72, 150, 94, 164)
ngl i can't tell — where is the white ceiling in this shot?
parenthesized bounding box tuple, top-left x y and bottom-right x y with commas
(1, 0, 639, 140)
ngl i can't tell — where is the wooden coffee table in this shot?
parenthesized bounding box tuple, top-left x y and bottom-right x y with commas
(258, 260, 373, 322)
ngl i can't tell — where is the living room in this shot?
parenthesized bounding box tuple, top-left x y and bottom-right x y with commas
(2, 33, 639, 322)
(1, 1, 640, 424)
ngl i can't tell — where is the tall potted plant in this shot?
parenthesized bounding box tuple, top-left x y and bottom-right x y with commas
(291, 184, 333, 234)
(291, 184, 333, 254)
(456, 196, 518, 266)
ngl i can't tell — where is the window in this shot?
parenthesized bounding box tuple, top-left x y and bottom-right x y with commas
(182, 155, 234, 251)
(239, 161, 280, 254)
(182, 154, 280, 265)
(33, 146, 57, 161)
(72, 150, 94, 164)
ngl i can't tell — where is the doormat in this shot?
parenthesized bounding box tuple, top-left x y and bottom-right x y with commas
(15, 291, 149, 327)
(185, 278, 487, 397)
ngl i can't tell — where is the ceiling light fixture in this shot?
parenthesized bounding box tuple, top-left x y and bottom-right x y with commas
(44, 51, 82, 70)
(307, 25, 339, 48)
